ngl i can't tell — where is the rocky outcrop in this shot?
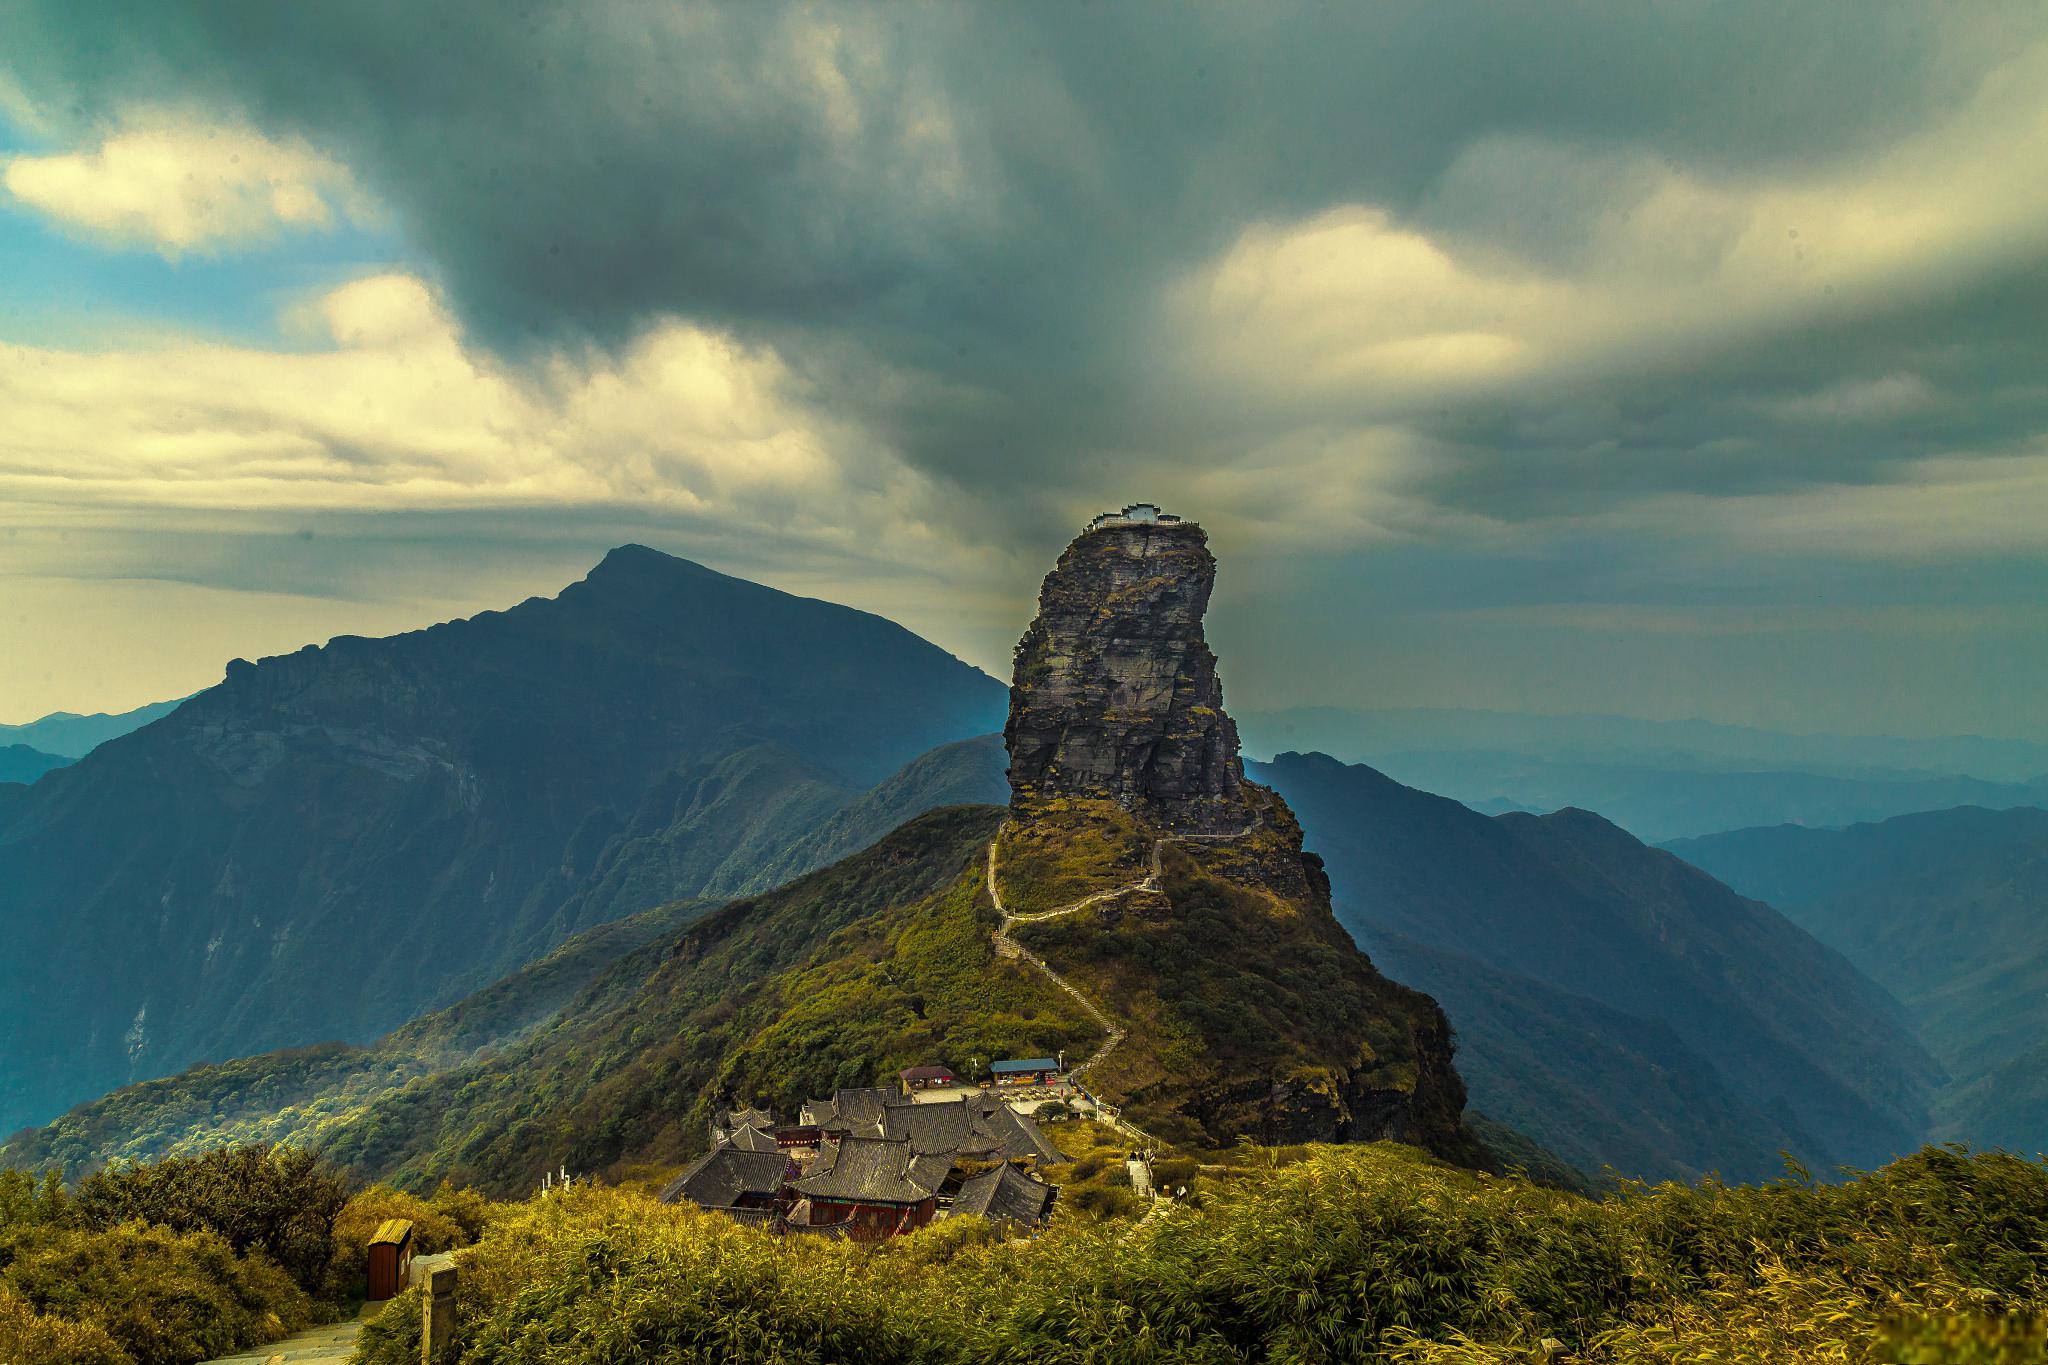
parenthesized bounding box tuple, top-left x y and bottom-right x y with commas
(1005, 516, 1252, 832)
(996, 510, 1482, 1165)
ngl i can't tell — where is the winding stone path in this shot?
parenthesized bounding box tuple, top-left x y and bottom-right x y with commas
(985, 815, 1260, 1146)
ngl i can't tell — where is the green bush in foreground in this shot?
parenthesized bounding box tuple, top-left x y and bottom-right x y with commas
(353, 1142, 2048, 1365)
(0, 1147, 379, 1365)
(75, 1142, 349, 1293)
(0, 1218, 314, 1365)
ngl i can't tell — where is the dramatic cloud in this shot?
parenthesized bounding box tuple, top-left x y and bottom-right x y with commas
(3, 2, 2048, 733)
(0, 272, 972, 573)
(4, 112, 369, 254)
(1178, 36, 2048, 416)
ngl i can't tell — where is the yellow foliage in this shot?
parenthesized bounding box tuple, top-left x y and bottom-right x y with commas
(0, 1286, 128, 1365)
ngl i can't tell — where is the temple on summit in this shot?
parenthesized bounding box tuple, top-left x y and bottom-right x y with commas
(1085, 501, 1183, 531)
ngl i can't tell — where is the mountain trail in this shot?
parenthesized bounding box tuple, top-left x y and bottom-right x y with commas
(985, 815, 1260, 1145)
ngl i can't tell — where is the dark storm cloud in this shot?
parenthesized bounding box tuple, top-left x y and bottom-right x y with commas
(7, 2, 2039, 509)
(10, 1, 2048, 734)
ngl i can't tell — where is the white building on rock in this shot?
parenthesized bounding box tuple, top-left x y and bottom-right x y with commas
(1086, 502, 1182, 531)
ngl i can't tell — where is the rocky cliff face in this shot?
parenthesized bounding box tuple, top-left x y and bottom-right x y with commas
(1005, 518, 1252, 832)
(996, 512, 1479, 1160)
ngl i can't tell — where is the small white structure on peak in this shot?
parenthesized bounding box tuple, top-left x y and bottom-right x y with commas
(1086, 502, 1183, 531)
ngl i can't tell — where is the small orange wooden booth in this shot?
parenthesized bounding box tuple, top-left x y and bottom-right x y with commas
(366, 1218, 414, 1301)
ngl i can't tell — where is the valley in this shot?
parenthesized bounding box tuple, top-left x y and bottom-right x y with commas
(7, 508, 2047, 1365)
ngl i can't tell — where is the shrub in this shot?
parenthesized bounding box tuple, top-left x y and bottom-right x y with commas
(0, 1221, 312, 1365)
(427, 1180, 496, 1243)
(353, 1187, 941, 1365)
(348, 1143, 2048, 1365)
(0, 1168, 71, 1231)
(74, 1143, 350, 1293)
(323, 1184, 473, 1302)
(0, 1286, 128, 1365)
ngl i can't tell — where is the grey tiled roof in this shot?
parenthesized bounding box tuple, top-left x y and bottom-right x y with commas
(658, 1145, 789, 1209)
(810, 1086, 895, 1135)
(951, 1164, 1057, 1228)
(874, 1093, 1063, 1163)
(792, 1136, 949, 1205)
(716, 1105, 775, 1130)
(881, 1099, 976, 1154)
(972, 1096, 1064, 1163)
(726, 1123, 781, 1153)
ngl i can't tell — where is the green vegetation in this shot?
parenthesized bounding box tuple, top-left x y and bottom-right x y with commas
(0, 1148, 334, 1365)
(303, 806, 1081, 1194)
(0, 1146, 495, 1365)
(0, 1218, 311, 1365)
(1039, 1118, 1147, 1220)
(348, 1141, 2048, 1365)
(712, 866, 1101, 1110)
(994, 796, 1150, 913)
(7, 808, 1095, 1197)
(2, 897, 713, 1174)
(1017, 791, 1465, 1153)
(74, 1144, 350, 1292)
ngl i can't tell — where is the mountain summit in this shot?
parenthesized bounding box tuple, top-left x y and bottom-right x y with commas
(1005, 505, 1250, 833)
(0, 547, 1004, 1135)
(993, 507, 1477, 1153)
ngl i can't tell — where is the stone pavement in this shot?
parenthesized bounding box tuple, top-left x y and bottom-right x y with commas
(198, 1311, 368, 1365)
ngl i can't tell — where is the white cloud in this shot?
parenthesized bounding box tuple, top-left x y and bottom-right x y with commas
(2, 112, 370, 255)
(1182, 207, 1561, 398)
(1177, 425, 1503, 549)
(0, 272, 988, 582)
(1173, 38, 2048, 413)
(1704, 445, 2048, 560)
(1755, 374, 1937, 424)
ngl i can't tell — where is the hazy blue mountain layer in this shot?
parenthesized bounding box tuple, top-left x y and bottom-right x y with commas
(1670, 806, 2048, 1154)
(1357, 749, 2048, 844)
(0, 546, 1004, 1136)
(0, 745, 69, 786)
(0, 698, 185, 758)
(1248, 752, 1943, 1181)
(1238, 706, 2048, 784)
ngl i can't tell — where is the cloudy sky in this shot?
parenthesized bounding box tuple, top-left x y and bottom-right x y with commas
(4, 3, 2048, 739)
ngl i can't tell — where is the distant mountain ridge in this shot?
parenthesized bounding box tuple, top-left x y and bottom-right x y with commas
(0, 698, 185, 758)
(0, 545, 1005, 1136)
(1352, 748, 2048, 844)
(1668, 807, 2048, 1156)
(7, 518, 1486, 1189)
(1246, 751, 1943, 1182)
(1237, 706, 2048, 841)
(0, 744, 69, 786)
(1238, 706, 2048, 784)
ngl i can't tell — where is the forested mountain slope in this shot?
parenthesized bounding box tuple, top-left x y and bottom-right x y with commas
(1671, 806, 2048, 1153)
(0, 545, 1003, 1135)
(1250, 751, 1942, 1181)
